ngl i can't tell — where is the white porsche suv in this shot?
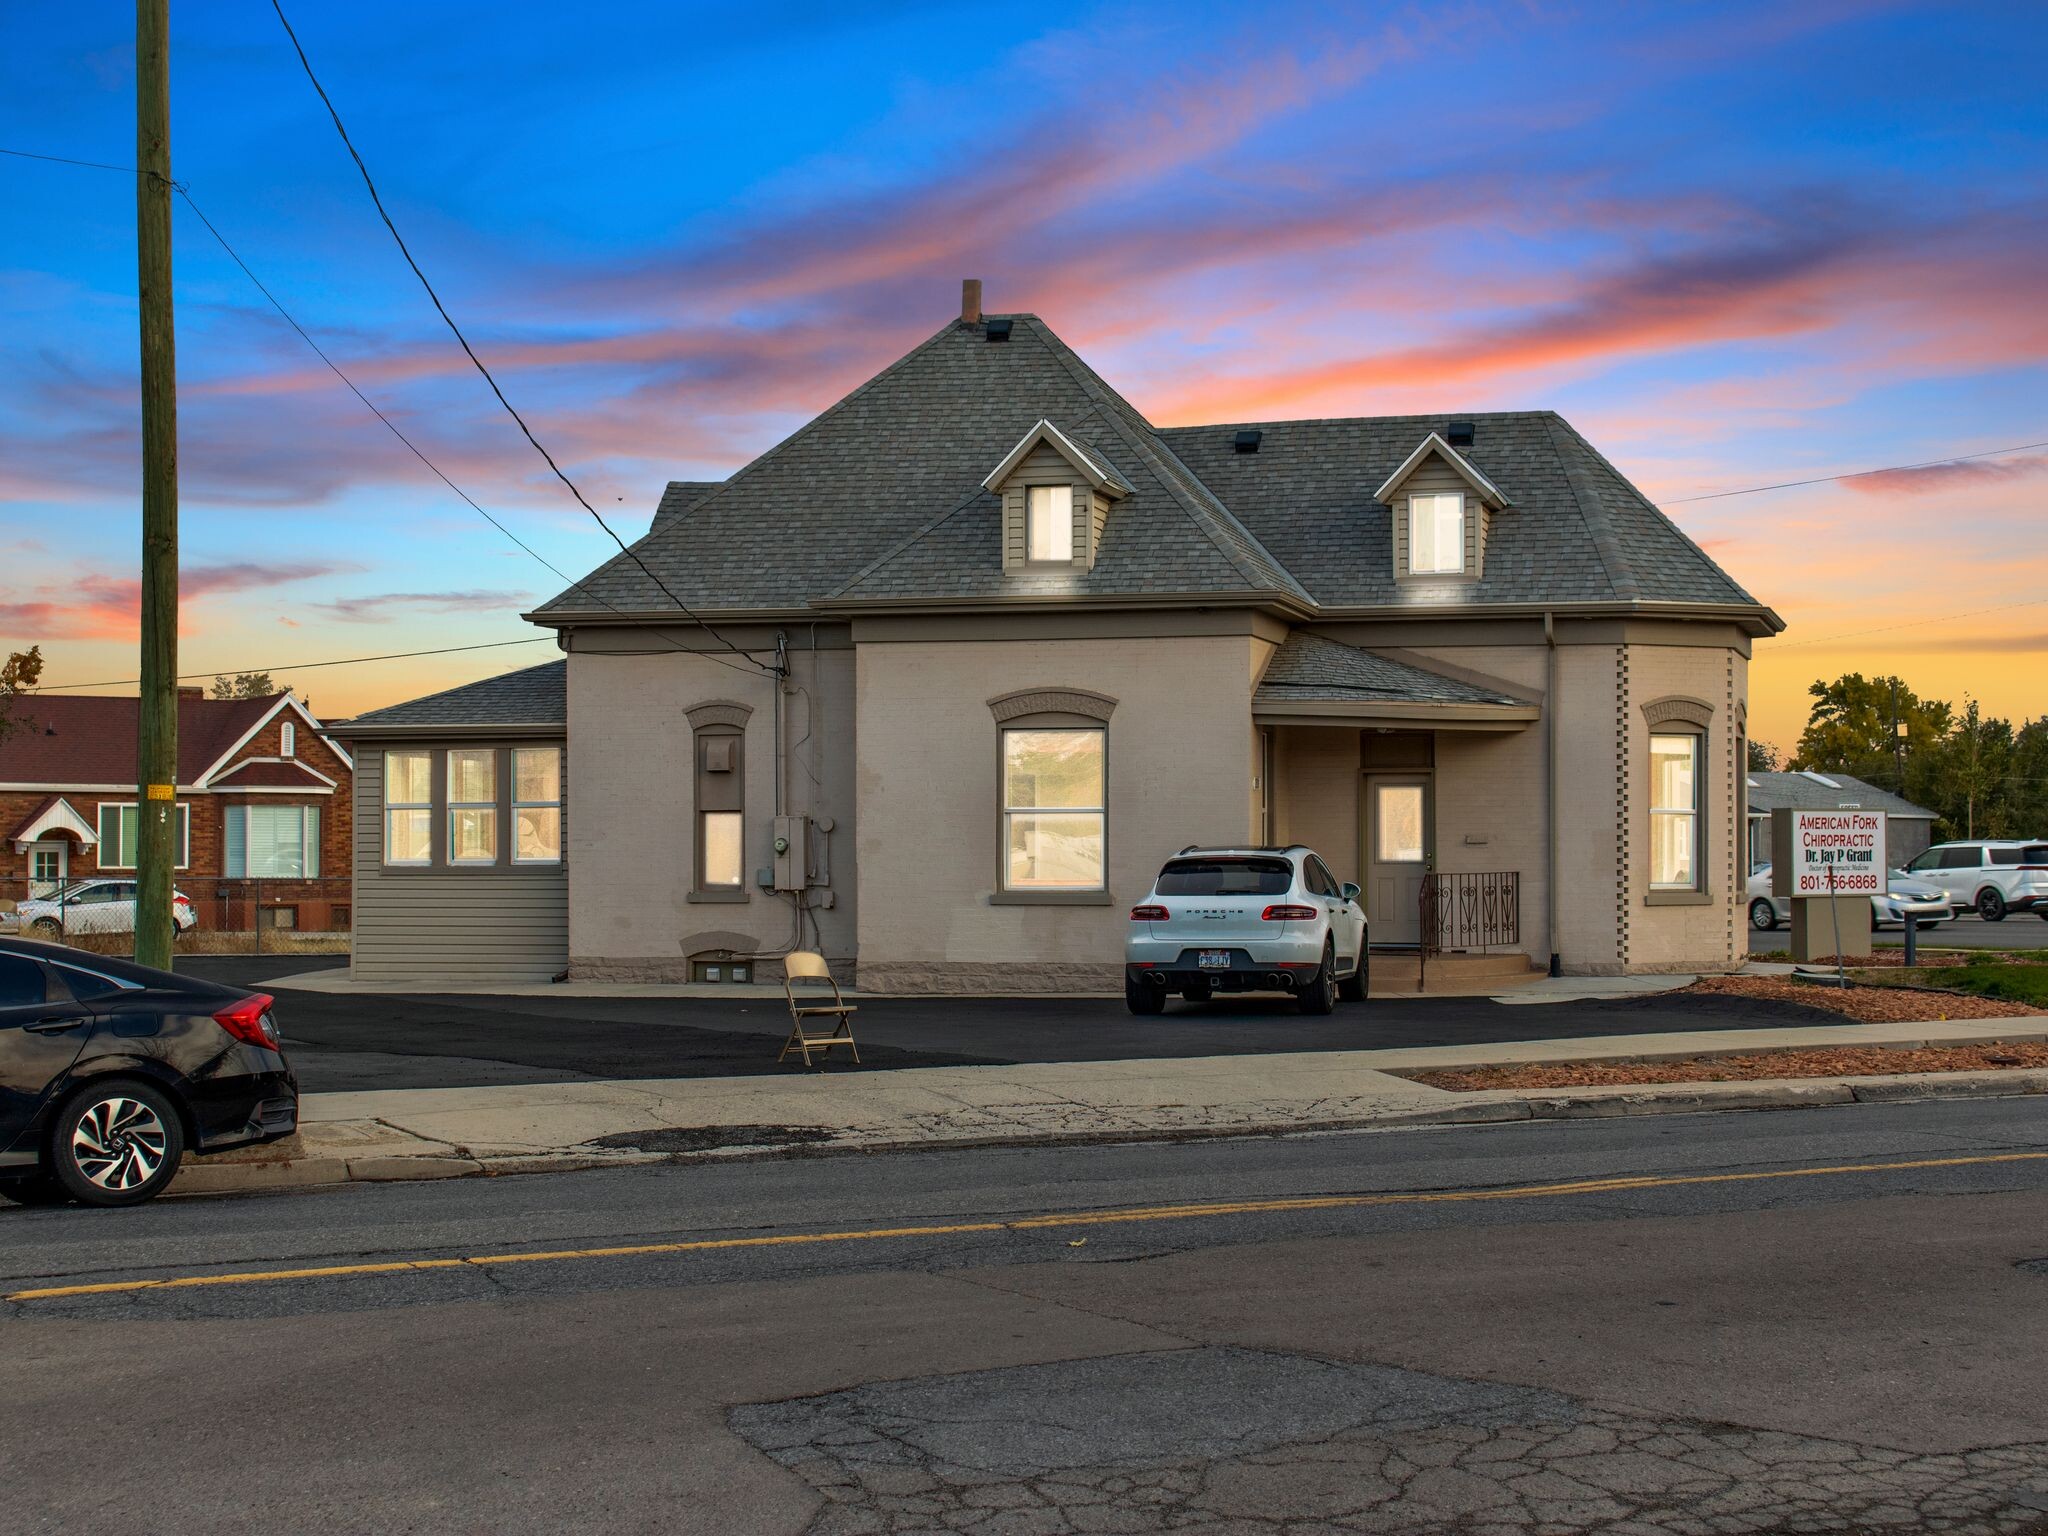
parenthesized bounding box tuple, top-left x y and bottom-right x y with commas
(1125, 846, 1368, 1015)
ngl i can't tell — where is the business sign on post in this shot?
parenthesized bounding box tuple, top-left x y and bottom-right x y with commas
(1789, 809, 1887, 896)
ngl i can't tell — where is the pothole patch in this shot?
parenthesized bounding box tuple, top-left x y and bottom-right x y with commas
(584, 1124, 837, 1154)
(2018, 1257, 2048, 1276)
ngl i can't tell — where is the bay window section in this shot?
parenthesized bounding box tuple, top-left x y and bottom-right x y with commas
(1408, 492, 1465, 575)
(447, 748, 498, 864)
(1002, 727, 1105, 890)
(1650, 732, 1702, 889)
(513, 747, 562, 864)
(225, 805, 320, 877)
(384, 749, 432, 864)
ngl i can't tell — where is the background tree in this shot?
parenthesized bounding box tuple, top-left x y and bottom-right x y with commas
(211, 671, 279, 699)
(1789, 673, 1950, 787)
(1747, 739, 1782, 772)
(0, 646, 44, 744)
(1912, 699, 2024, 840)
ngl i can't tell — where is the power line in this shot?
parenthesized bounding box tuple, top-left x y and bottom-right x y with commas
(1661, 439, 2048, 505)
(3, 143, 771, 682)
(268, 2, 776, 677)
(39, 636, 554, 692)
(1754, 597, 2048, 657)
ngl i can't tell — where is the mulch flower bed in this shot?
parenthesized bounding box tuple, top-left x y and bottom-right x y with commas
(1681, 974, 2041, 1022)
(1409, 1040, 2048, 1092)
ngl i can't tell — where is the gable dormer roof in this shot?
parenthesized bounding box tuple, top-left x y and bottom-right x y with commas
(983, 419, 1134, 498)
(1373, 431, 1508, 508)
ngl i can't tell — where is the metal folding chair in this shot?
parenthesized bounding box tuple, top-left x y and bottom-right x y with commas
(778, 950, 859, 1067)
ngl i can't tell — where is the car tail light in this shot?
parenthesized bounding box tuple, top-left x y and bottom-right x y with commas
(214, 993, 281, 1049)
(173, 894, 191, 907)
(1130, 905, 1169, 921)
(1261, 904, 1317, 921)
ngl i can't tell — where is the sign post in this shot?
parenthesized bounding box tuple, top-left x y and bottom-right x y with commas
(1771, 807, 1884, 965)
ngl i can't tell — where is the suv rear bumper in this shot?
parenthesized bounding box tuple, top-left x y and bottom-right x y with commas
(1126, 955, 1323, 993)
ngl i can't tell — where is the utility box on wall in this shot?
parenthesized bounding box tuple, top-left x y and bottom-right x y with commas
(772, 815, 810, 892)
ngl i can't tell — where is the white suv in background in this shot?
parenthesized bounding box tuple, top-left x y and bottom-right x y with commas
(1125, 846, 1367, 1015)
(1902, 840, 2048, 922)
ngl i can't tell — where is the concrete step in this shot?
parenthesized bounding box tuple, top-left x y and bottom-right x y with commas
(1369, 950, 1542, 997)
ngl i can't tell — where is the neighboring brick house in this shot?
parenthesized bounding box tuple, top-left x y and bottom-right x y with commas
(0, 686, 351, 931)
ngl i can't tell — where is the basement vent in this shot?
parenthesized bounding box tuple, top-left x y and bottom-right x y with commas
(985, 318, 1013, 342)
(1234, 430, 1262, 454)
(1447, 421, 1475, 447)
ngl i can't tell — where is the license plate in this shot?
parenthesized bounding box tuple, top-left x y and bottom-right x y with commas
(1197, 950, 1231, 969)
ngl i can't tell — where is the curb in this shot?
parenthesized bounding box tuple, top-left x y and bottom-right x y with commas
(164, 1069, 2048, 1197)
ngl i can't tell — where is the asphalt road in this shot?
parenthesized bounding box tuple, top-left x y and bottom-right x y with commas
(174, 955, 1872, 1094)
(5, 1098, 2046, 1533)
(1748, 910, 2048, 952)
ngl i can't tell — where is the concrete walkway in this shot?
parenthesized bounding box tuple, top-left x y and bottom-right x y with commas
(176, 1013, 2048, 1195)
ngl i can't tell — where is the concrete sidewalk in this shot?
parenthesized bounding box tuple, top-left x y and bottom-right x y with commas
(172, 1014, 2048, 1195)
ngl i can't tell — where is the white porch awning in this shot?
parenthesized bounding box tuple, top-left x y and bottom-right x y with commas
(8, 795, 98, 851)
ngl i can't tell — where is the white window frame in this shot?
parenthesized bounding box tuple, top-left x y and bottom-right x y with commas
(95, 802, 191, 870)
(446, 748, 498, 865)
(1000, 725, 1107, 892)
(1649, 731, 1703, 890)
(1408, 491, 1465, 576)
(1026, 484, 1075, 564)
(512, 746, 563, 866)
(224, 803, 320, 878)
(384, 748, 433, 866)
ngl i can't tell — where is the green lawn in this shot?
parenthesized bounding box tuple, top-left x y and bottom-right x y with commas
(1883, 960, 2048, 1007)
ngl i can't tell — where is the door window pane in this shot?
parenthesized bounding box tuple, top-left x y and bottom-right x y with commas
(701, 811, 744, 887)
(1001, 728, 1105, 889)
(1375, 785, 1425, 863)
(1650, 733, 1700, 888)
(0, 954, 47, 1008)
(1026, 485, 1075, 562)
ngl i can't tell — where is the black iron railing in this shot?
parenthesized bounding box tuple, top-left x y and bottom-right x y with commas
(1419, 871, 1521, 956)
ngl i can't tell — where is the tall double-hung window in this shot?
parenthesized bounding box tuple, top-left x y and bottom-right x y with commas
(1001, 728, 1105, 890)
(1650, 733, 1702, 888)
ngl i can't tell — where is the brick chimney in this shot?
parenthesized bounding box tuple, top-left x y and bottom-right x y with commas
(961, 278, 982, 326)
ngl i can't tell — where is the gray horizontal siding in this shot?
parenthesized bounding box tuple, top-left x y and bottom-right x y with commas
(351, 745, 567, 984)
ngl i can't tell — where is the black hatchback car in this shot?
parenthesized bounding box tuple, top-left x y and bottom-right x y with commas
(0, 937, 298, 1207)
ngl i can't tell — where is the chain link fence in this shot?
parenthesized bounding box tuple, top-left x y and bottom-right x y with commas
(0, 873, 351, 956)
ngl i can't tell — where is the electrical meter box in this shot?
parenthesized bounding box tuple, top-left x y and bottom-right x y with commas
(772, 815, 811, 891)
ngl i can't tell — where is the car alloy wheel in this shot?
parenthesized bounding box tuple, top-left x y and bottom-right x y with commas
(51, 1081, 185, 1206)
(1297, 942, 1337, 1016)
(1977, 889, 2007, 922)
(1338, 947, 1368, 1003)
(1749, 898, 1778, 932)
(31, 917, 60, 937)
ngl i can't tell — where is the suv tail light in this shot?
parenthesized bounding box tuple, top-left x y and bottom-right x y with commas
(213, 993, 281, 1050)
(1261, 904, 1318, 921)
(1130, 905, 1169, 921)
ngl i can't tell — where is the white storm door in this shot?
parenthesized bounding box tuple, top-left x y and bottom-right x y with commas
(1366, 777, 1429, 946)
(28, 842, 67, 897)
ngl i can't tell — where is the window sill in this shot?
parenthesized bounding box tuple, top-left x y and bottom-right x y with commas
(989, 890, 1112, 906)
(1644, 888, 1714, 906)
(687, 889, 751, 904)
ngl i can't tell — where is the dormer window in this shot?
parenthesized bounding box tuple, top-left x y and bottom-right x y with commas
(1027, 485, 1075, 563)
(1409, 493, 1465, 575)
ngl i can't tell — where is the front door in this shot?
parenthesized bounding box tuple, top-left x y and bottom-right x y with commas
(1366, 776, 1429, 946)
(27, 841, 66, 897)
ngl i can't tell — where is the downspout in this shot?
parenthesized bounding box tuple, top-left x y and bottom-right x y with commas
(1544, 609, 1561, 977)
(773, 631, 788, 818)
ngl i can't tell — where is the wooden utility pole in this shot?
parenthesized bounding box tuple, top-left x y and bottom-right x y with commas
(135, 0, 179, 971)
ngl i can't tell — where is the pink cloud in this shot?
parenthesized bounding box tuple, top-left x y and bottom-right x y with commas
(0, 560, 358, 641)
(1843, 453, 2048, 497)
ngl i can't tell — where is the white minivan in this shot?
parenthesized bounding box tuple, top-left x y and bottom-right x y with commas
(1902, 841, 2048, 922)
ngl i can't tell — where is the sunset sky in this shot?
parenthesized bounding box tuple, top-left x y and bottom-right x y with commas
(2, 1, 2043, 753)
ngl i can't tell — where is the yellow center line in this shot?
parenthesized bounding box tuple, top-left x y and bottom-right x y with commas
(9, 1150, 2044, 1303)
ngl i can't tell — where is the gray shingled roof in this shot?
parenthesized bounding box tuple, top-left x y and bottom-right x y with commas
(1254, 633, 1526, 707)
(342, 660, 566, 731)
(533, 314, 1765, 620)
(1744, 771, 1933, 819)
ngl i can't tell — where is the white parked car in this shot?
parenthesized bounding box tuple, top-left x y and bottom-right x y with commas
(1126, 845, 1366, 1015)
(11, 878, 198, 938)
(1901, 840, 2048, 922)
(1745, 864, 1951, 933)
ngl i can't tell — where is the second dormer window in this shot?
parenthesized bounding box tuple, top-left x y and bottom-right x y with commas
(1409, 492, 1465, 575)
(1027, 485, 1074, 563)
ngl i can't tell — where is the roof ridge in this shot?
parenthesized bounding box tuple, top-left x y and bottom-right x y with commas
(545, 318, 969, 606)
(1541, 412, 1636, 602)
(345, 658, 566, 726)
(1025, 320, 1312, 602)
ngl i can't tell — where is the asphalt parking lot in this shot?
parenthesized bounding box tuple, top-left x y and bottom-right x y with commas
(175, 955, 1873, 1095)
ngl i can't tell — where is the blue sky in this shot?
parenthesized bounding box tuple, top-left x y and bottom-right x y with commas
(2, 0, 2044, 746)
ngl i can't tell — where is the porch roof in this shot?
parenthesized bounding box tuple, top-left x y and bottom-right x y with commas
(1253, 633, 1539, 729)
